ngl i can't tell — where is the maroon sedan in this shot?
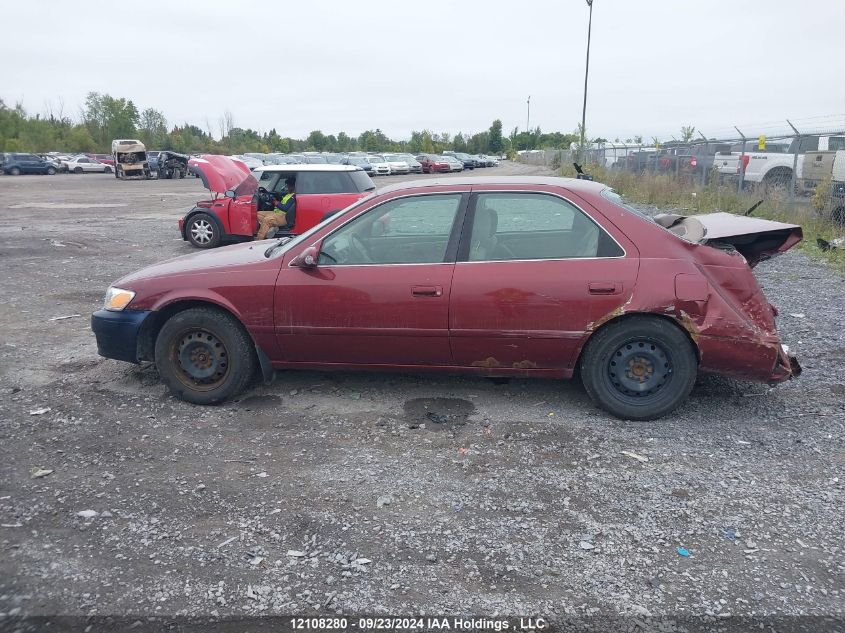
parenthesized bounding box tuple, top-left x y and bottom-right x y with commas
(417, 154, 451, 174)
(91, 177, 801, 420)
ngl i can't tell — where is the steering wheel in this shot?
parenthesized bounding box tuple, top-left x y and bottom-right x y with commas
(349, 234, 373, 264)
(254, 187, 274, 210)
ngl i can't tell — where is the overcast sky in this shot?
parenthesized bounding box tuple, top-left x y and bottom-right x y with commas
(3, 0, 845, 142)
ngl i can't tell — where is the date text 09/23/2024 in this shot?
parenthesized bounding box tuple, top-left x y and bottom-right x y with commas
(289, 616, 549, 631)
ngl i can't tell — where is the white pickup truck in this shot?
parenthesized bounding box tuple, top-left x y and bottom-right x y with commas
(716, 135, 845, 194)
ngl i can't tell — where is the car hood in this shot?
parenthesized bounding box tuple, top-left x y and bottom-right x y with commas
(188, 154, 253, 194)
(117, 241, 271, 286)
(654, 211, 802, 267)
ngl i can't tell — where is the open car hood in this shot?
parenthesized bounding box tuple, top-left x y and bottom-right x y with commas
(188, 155, 254, 194)
(654, 212, 802, 267)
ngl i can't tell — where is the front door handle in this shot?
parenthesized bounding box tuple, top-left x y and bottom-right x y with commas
(412, 285, 443, 297)
(588, 282, 621, 295)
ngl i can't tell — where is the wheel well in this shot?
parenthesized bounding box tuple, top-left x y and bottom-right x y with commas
(573, 312, 701, 374)
(136, 300, 243, 362)
(183, 208, 224, 239)
(765, 166, 792, 180)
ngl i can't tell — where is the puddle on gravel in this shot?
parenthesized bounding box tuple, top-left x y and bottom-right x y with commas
(403, 397, 475, 431)
(233, 394, 283, 410)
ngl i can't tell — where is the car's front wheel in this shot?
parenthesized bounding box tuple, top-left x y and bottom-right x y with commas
(9, 167, 21, 176)
(186, 213, 221, 249)
(103, 166, 112, 174)
(46, 167, 56, 175)
(74, 167, 83, 174)
(580, 316, 697, 420)
(155, 307, 257, 405)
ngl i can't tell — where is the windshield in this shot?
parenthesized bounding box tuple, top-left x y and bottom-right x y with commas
(368, 156, 385, 163)
(233, 172, 258, 197)
(305, 155, 328, 164)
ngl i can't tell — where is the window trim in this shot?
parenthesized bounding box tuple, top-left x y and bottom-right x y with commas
(299, 191, 470, 268)
(455, 190, 627, 263)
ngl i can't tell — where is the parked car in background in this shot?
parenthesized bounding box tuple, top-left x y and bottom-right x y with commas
(366, 154, 391, 176)
(179, 157, 375, 248)
(147, 151, 161, 173)
(416, 154, 451, 173)
(1, 152, 58, 175)
(381, 154, 410, 175)
(442, 155, 464, 172)
(393, 153, 423, 173)
(157, 151, 190, 179)
(452, 152, 477, 169)
(92, 153, 115, 166)
(230, 155, 264, 170)
(304, 154, 329, 164)
(93, 177, 801, 420)
(343, 155, 374, 173)
(64, 155, 113, 174)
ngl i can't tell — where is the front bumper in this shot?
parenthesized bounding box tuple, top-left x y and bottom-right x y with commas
(91, 309, 152, 363)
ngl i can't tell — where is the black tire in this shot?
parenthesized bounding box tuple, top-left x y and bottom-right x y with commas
(174, 169, 183, 180)
(10, 167, 21, 176)
(186, 212, 222, 249)
(74, 166, 83, 174)
(155, 307, 257, 405)
(580, 316, 697, 420)
(103, 166, 112, 174)
(46, 167, 56, 175)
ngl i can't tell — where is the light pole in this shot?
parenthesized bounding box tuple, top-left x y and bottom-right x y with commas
(580, 0, 593, 162)
(526, 95, 531, 136)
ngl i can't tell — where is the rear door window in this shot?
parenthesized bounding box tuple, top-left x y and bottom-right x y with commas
(461, 192, 623, 261)
(297, 171, 360, 194)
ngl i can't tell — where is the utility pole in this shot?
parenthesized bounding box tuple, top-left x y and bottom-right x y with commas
(526, 96, 531, 136)
(580, 0, 594, 162)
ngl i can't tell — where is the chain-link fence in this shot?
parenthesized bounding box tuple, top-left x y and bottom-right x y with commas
(518, 123, 845, 226)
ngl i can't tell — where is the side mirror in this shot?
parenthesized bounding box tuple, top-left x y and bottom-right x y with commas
(290, 245, 319, 269)
(224, 189, 236, 199)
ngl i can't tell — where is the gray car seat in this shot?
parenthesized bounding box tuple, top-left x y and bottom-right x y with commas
(469, 203, 499, 260)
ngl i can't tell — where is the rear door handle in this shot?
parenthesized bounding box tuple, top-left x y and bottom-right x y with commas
(412, 285, 443, 297)
(588, 282, 621, 295)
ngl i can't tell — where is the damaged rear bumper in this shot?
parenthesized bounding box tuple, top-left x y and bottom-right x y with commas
(698, 336, 801, 384)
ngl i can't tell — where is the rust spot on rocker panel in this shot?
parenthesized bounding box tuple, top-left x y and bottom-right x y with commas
(471, 357, 501, 368)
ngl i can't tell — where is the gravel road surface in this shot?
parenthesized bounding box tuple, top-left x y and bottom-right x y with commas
(0, 163, 843, 630)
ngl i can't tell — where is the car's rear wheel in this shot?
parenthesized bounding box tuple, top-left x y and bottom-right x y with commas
(74, 167, 83, 174)
(10, 167, 21, 176)
(186, 213, 221, 249)
(46, 167, 56, 175)
(155, 307, 257, 405)
(580, 316, 697, 420)
(103, 166, 112, 174)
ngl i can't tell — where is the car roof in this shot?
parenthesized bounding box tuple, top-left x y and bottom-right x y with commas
(255, 164, 362, 173)
(374, 176, 608, 195)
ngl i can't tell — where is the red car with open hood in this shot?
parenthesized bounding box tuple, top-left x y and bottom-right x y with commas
(94, 176, 801, 420)
(181, 156, 375, 248)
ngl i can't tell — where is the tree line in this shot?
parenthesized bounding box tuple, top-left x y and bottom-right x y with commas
(0, 92, 588, 156)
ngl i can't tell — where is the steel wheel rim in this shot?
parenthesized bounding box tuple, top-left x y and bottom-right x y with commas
(605, 338, 673, 401)
(190, 219, 213, 244)
(171, 327, 230, 391)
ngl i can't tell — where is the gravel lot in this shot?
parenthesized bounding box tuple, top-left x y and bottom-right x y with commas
(0, 163, 843, 630)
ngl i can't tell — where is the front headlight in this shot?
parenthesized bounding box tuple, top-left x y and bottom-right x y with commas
(103, 286, 136, 311)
